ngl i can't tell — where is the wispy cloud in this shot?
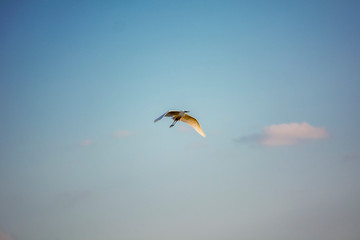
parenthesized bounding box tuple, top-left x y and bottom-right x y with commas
(236, 122, 330, 146)
(113, 130, 132, 139)
(79, 139, 94, 146)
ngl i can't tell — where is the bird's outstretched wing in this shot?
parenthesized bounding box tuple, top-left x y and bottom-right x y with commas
(165, 111, 181, 117)
(181, 114, 206, 137)
(154, 111, 181, 122)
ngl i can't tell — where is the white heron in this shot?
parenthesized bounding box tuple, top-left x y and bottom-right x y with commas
(154, 110, 206, 137)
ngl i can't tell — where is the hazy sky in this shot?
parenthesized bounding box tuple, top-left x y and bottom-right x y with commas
(1, 1, 359, 240)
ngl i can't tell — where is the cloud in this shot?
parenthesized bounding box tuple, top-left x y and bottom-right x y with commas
(261, 122, 330, 146)
(0, 231, 13, 240)
(79, 139, 94, 146)
(236, 122, 329, 146)
(113, 130, 132, 139)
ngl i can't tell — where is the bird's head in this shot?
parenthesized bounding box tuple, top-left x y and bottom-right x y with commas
(184, 110, 190, 113)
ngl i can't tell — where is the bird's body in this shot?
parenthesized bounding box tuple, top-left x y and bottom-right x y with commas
(154, 110, 206, 137)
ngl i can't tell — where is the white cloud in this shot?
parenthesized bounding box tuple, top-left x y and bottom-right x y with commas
(113, 130, 132, 139)
(236, 122, 329, 146)
(261, 122, 329, 146)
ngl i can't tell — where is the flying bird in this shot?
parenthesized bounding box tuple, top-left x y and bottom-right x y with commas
(154, 110, 206, 137)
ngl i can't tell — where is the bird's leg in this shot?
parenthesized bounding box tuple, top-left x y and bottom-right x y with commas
(170, 120, 177, 128)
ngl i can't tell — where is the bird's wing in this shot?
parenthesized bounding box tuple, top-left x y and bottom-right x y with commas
(154, 111, 180, 123)
(180, 114, 206, 137)
(154, 112, 168, 122)
(165, 111, 181, 117)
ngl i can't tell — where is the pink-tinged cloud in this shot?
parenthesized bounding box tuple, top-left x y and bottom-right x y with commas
(261, 122, 330, 146)
(113, 130, 132, 139)
(0, 232, 13, 240)
(80, 139, 93, 146)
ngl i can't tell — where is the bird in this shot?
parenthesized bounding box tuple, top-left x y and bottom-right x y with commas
(154, 110, 206, 137)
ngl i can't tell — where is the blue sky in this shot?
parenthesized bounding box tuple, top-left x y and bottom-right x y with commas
(0, 1, 359, 240)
